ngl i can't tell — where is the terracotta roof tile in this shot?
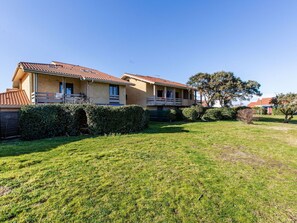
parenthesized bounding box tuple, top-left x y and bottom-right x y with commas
(123, 73, 195, 89)
(247, 98, 273, 107)
(18, 61, 131, 85)
(0, 90, 30, 106)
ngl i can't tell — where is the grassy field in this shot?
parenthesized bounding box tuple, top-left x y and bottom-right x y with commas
(0, 116, 296, 222)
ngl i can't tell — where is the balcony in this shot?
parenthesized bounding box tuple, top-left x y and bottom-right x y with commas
(32, 92, 86, 104)
(147, 97, 183, 106)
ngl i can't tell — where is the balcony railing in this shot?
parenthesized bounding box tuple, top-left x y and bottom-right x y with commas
(32, 92, 85, 104)
(109, 95, 120, 104)
(147, 97, 183, 106)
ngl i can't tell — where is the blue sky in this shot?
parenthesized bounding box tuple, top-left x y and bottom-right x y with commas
(1, 0, 297, 100)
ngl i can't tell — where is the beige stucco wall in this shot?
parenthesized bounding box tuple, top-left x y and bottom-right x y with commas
(84, 82, 126, 105)
(126, 78, 149, 107)
(37, 74, 81, 94)
(20, 73, 32, 100)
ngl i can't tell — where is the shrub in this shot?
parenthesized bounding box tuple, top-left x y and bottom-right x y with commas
(220, 108, 236, 120)
(168, 109, 177, 122)
(182, 107, 198, 121)
(20, 105, 70, 140)
(85, 105, 148, 135)
(192, 104, 205, 119)
(237, 108, 254, 124)
(202, 108, 222, 121)
(20, 104, 148, 140)
(272, 108, 283, 115)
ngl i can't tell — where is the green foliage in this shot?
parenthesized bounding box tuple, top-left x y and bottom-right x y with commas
(187, 71, 262, 107)
(168, 109, 177, 122)
(202, 107, 236, 121)
(272, 108, 283, 115)
(182, 107, 198, 121)
(192, 104, 205, 119)
(271, 93, 297, 123)
(20, 105, 70, 140)
(20, 104, 148, 140)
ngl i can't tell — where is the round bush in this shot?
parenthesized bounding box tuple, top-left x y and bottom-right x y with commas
(182, 107, 198, 121)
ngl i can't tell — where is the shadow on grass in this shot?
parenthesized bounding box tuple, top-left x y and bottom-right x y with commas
(256, 116, 297, 124)
(0, 135, 89, 158)
(144, 122, 190, 134)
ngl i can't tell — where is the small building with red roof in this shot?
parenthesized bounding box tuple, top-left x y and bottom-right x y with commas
(247, 97, 274, 114)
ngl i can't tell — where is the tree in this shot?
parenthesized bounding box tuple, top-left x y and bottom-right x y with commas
(271, 93, 297, 123)
(187, 71, 262, 107)
(187, 73, 216, 107)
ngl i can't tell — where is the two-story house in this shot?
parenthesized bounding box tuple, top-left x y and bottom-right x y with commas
(121, 73, 197, 110)
(10, 61, 132, 105)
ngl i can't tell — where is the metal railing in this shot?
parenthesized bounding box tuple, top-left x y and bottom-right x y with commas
(109, 95, 120, 104)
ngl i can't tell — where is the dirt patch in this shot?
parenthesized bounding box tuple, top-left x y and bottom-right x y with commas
(219, 146, 265, 166)
(0, 186, 11, 196)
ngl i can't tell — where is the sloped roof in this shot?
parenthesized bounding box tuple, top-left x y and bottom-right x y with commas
(122, 73, 195, 89)
(15, 61, 132, 85)
(0, 90, 30, 106)
(247, 98, 273, 107)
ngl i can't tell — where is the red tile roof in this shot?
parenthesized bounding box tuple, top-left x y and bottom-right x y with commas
(0, 90, 30, 106)
(17, 61, 131, 85)
(247, 98, 273, 108)
(122, 73, 195, 89)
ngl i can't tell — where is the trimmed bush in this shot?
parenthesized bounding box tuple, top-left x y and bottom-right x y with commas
(20, 105, 70, 140)
(182, 107, 198, 121)
(20, 104, 148, 140)
(202, 107, 237, 121)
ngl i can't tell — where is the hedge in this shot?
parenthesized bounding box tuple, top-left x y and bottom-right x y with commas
(202, 108, 236, 121)
(20, 104, 148, 140)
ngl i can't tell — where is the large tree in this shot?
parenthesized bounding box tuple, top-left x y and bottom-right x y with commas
(271, 93, 297, 123)
(187, 73, 216, 107)
(187, 71, 262, 107)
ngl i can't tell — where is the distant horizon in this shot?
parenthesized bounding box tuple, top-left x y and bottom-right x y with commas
(1, 0, 297, 99)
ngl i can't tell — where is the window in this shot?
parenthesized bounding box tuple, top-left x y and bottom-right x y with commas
(166, 90, 173, 98)
(183, 90, 189, 99)
(109, 85, 119, 96)
(190, 92, 193, 100)
(157, 90, 163, 97)
(175, 92, 180, 98)
(59, 83, 74, 94)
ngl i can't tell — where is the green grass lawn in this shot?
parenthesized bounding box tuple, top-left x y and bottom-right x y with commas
(0, 116, 296, 222)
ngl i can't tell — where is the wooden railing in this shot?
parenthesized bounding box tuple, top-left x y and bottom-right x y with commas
(32, 92, 85, 104)
(147, 97, 183, 106)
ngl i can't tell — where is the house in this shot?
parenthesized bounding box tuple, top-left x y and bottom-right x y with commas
(247, 97, 274, 114)
(121, 73, 197, 110)
(9, 61, 132, 105)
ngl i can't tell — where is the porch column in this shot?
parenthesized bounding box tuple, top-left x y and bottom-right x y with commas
(194, 90, 197, 104)
(153, 84, 156, 104)
(34, 73, 38, 104)
(164, 86, 167, 104)
(62, 77, 66, 103)
(181, 90, 184, 106)
(173, 88, 176, 104)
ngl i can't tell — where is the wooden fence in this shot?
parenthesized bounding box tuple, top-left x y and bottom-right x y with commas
(0, 111, 20, 139)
